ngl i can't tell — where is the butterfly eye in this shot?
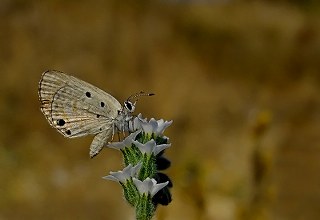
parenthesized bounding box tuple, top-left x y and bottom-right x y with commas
(124, 101, 135, 112)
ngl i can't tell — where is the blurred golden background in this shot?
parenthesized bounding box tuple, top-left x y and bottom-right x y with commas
(1, 1, 320, 219)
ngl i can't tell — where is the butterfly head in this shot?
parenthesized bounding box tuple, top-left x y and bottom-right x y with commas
(123, 91, 154, 114)
(124, 100, 136, 113)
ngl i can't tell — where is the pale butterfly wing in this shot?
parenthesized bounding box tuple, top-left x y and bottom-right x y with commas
(39, 70, 122, 157)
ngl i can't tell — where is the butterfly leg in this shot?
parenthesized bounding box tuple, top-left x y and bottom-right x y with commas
(110, 123, 123, 141)
(110, 123, 116, 142)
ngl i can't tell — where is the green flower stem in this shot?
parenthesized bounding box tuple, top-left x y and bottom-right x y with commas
(122, 180, 140, 207)
(136, 194, 155, 220)
(139, 154, 156, 180)
(122, 146, 142, 166)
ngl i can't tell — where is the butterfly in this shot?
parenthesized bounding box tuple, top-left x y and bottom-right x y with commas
(38, 70, 153, 158)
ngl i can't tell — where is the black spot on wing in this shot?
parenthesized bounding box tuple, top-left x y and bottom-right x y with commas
(86, 91, 91, 98)
(56, 119, 65, 126)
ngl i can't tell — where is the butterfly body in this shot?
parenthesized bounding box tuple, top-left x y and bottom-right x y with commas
(38, 70, 151, 158)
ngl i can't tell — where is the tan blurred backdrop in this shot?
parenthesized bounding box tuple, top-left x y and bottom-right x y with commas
(1, 1, 320, 219)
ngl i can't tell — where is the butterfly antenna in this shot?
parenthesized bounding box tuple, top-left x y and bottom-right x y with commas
(127, 91, 154, 103)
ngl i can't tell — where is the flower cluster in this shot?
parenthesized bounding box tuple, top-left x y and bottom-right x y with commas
(103, 114, 173, 220)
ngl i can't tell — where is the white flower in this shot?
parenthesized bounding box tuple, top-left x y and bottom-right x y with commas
(107, 130, 141, 150)
(133, 139, 171, 156)
(140, 118, 173, 136)
(133, 177, 169, 197)
(129, 113, 147, 131)
(129, 114, 172, 136)
(103, 163, 142, 183)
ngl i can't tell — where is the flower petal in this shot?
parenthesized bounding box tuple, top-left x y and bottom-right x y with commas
(133, 177, 169, 197)
(102, 163, 142, 183)
(129, 114, 146, 131)
(138, 116, 173, 136)
(152, 143, 171, 156)
(150, 181, 169, 197)
(155, 120, 173, 135)
(102, 175, 119, 182)
(133, 140, 171, 156)
(140, 119, 156, 134)
(107, 130, 141, 150)
(133, 139, 156, 155)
